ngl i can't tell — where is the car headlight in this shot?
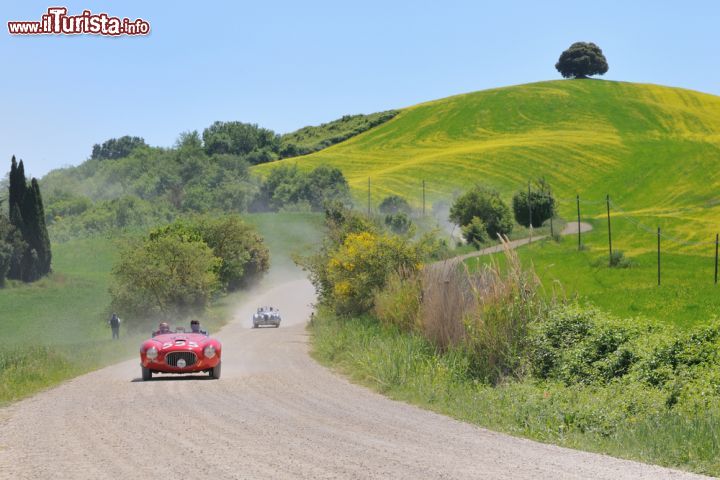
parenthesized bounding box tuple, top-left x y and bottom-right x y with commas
(204, 345, 216, 359)
(146, 346, 158, 360)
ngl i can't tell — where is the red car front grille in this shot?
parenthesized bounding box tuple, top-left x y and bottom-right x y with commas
(165, 351, 197, 367)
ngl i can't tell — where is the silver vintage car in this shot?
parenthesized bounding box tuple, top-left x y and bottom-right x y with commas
(252, 306, 281, 328)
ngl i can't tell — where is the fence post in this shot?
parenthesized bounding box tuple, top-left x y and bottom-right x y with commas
(367, 177, 371, 217)
(657, 227, 661, 286)
(576, 195, 581, 250)
(715, 233, 718, 285)
(422, 180, 426, 217)
(606, 194, 613, 266)
(528, 181, 532, 242)
(550, 216, 554, 238)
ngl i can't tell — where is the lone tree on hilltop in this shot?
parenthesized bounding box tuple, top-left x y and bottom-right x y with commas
(555, 42, 609, 79)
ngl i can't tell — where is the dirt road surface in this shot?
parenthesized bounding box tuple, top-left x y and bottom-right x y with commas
(0, 274, 709, 479)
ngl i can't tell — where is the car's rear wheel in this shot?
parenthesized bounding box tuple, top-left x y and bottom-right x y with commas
(210, 362, 222, 379)
(141, 366, 152, 381)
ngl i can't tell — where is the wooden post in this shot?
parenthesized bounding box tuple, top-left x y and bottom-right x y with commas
(576, 195, 581, 250)
(715, 233, 718, 285)
(657, 227, 661, 286)
(422, 180, 426, 217)
(550, 216, 554, 238)
(367, 177, 371, 217)
(606, 195, 613, 266)
(528, 182, 532, 242)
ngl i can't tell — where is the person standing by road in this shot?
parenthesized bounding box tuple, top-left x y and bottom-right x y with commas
(108, 313, 121, 340)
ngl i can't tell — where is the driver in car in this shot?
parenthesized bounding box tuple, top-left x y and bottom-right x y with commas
(152, 322, 171, 337)
(190, 319, 208, 336)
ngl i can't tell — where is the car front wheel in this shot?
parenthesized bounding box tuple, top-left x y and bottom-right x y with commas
(141, 366, 152, 381)
(210, 362, 222, 379)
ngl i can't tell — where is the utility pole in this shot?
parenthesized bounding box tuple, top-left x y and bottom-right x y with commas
(606, 195, 613, 266)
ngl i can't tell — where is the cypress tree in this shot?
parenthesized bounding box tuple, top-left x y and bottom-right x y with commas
(6, 157, 52, 281)
(20, 182, 44, 281)
(8, 156, 23, 212)
(14, 159, 27, 210)
(7, 204, 26, 279)
(31, 179, 51, 274)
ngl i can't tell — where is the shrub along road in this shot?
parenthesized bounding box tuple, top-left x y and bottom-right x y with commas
(0, 270, 708, 479)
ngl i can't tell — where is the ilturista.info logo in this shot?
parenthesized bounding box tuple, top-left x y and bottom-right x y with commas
(8, 7, 150, 36)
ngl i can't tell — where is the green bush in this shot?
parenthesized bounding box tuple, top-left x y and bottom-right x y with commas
(528, 305, 640, 385)
(512, 178, 556, 228)
(460, 216, 489, 248)
(253, 164, 351, 212)
(110, 229, 221, 326)
(609, 250, 635, 268)
(384, 212, 412, 234)
(150, 215, 269, 291)
(326, 231, 424, 315)
(449, 186, 513, 240)
(378, 195, 412, 215)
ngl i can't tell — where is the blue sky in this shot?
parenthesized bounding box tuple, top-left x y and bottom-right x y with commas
(1, 0, 718, 176)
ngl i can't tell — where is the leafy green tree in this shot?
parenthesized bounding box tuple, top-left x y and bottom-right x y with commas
(512, 178, 556, 228)
(555, 42, 609, 79)
(254, 164, 350, 212)
(302, 165, 351, 210)
(449, 186, 513, 240)
(378, 195, 411, 215)
(91, 136, 147, 160)
(150, 215, 270, 291)
(461, 216, 489, 249)
(254, 164, 301, 211)
(202, 121, 280, 160)
(384, 212, 412, 234)
(110, 233, 221, 326)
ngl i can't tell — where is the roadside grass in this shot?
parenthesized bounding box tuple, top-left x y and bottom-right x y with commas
(465, 220, 720, 328)
(0, 212, 322, 406)
(310, 311, 720, 476)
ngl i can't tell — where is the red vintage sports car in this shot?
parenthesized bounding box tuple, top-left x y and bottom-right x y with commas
(139, 326, 222, 381)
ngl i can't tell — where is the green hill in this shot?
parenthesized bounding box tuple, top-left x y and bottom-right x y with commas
(255, 80, 720, 253)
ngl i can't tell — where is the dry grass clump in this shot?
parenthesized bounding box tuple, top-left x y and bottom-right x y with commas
(378, 236, 549, 384)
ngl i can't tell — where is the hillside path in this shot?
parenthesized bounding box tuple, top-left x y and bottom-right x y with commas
(453, 221, 593, 263)
(0, 267, 709, 479)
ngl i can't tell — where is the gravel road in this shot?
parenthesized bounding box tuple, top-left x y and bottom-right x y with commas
(0, 274, 709, 479)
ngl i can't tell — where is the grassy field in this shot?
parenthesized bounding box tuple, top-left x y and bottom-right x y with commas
(0, 212, 322, 405)
(256, 80, 720, 255)
(462, 214, 720, 329)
